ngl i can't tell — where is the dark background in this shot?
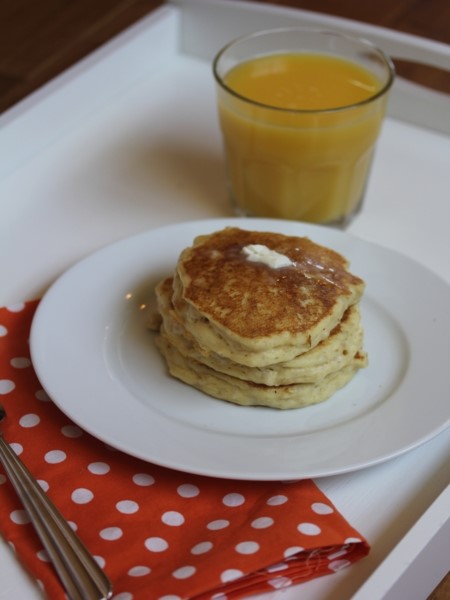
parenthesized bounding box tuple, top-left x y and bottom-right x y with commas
(0, 0, 449, 113)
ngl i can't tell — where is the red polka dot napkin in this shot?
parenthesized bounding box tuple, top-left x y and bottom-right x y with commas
(0, 301, 370, 600)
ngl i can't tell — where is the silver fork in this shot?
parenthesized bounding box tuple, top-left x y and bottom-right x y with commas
(0, 403, 113, 600)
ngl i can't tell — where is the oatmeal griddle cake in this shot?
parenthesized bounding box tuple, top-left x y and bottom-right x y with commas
(173, 227, 365, 365)
(156, 276, 367, 385)
(151, 227, 367, 409)
(156, 334, 365, 409)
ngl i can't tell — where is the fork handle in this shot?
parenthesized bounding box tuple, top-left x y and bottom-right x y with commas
(0, 437, 112, 600)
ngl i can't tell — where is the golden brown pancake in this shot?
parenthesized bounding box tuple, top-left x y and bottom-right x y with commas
(173, 227, 365, 365)
(150, 227, 367, 409)
(156, 275, 367, 385)
(156, 334, 364, 409)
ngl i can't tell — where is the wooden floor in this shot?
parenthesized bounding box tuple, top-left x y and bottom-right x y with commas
(0, 0, 450, 112)
(0, 0, 449, 598)
(0, 0, 450, 113)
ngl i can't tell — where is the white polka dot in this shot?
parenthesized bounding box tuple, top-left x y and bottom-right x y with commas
(311, 502, 334, 515)
(220, 569, 243, 583)
(251, 517, 274, 529)
(158, 596, 182, 600)
(132, 473, 155, 486)
(128, 566, 151, 577)
(10, 357, 31, 368)
(6, 303, 25, 313)
(19, 413, 40, 428)
(345, 537, 362, 543)
(0, 474, 6, 485)
(45, 450, 66, 464)
(297, 522, 321, 536)
(235, 541, 259, 555)
(35, 389, 50, 402)
(161, 511, 184, 526)
(191, 541, 213, 555)
(177, 484, 200, 498)
(268, 576, 292, 589)
(61, 425, 83, 438)
(100, 527, 123, 541)
(0, 325, 7, 337)
(68, 521, 78, 531)
(211, 595, 228, 600)
(0, 380, 15, 394)
(88, 462, 110, 475)
(267, 495, 288, 506)
(10, 510, 31, 524)
(116, 500, 139, 515)
(223, 492, 245, 507)
(71, 488, 94, 504)
(11, 443, 23, 455)
(207, 519, 230, 530)
(145, 537, 168, 552)
(329, 559, 352, 572)
(37, 549, 50, 562)
(38, 480, 49, 492)
(284, 546, 304, 558)
(94, 556, 106, 568)
(112, 593, 132, 600)
(172, 565, 196, 579)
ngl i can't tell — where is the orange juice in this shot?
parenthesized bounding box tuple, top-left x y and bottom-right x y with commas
(216, 51, 390, 224)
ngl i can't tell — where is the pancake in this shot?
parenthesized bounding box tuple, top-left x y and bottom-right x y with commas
(172, 227, 365, 365)
(150, 226, 367, 409)
(156, 275, 367, 385)
(156, 335, 363, 409)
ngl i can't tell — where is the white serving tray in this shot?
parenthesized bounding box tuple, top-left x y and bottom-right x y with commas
(1, 1, 449, 598)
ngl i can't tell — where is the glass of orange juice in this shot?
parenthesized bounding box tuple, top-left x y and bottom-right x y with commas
(213, 28, 395, 226)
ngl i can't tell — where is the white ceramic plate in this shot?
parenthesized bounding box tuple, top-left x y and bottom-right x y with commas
(30, 218, 450, 480)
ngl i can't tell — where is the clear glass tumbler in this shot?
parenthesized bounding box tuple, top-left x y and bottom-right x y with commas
(213, 28, 395, 226)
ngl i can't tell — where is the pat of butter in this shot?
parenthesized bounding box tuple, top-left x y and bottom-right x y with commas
(242, 244, 294, 268)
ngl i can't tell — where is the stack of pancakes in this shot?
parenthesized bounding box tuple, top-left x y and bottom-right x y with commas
(150, 227, 367, 409)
